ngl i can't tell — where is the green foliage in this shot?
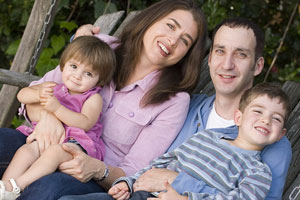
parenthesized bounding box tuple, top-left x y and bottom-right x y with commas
(197, 0, 300, 84)
(1, 0, 299, 125)
(11, 116, 24, 129)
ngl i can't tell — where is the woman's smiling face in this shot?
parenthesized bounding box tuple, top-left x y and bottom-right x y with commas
(141, 9, 198, 70)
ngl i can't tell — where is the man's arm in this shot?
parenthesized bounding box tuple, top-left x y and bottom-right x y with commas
(261, 136, 292, 199)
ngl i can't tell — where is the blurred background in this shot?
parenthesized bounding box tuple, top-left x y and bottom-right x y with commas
(0, 0, 299, 126)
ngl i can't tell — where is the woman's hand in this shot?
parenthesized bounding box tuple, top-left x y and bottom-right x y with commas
(27, 111, 65, 153)
(133, 168, 178, 192)
(59, 143, 101, 182)
(74, 24, 100, 39)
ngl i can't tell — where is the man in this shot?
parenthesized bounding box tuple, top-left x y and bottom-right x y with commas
(133, 18, 292, 200)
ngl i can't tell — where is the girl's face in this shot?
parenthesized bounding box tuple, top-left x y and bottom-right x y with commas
(62, 59, 100, 94)
(141, 9, 198, 70)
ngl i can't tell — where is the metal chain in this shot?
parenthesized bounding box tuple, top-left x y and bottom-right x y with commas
(290, 185, 300, 200)
(27, 0, 57, 74)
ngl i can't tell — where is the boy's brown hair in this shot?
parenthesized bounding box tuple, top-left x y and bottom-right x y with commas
(239, 82, 290, 124)
(60, 36, 116, 86)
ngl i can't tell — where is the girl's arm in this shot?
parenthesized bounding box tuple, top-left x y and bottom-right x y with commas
(42, 93, 103, 131)
(17, 82, 56, 104)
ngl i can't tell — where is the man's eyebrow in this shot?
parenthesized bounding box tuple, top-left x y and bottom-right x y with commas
(212, 44, 224, 49)
(212, 44, 251, 53)
(236, 48, 251, 54)
(168, 18, 194, 43)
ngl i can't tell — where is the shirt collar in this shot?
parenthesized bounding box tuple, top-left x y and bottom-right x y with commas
(121, 70, 161, 92)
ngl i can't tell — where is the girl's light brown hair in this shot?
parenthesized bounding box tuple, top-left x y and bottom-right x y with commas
(114, 0, 208, 106)
(60, 36, 116, 86)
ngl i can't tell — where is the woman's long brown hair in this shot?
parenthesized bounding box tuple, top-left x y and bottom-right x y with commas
(114, 0, 207, 107)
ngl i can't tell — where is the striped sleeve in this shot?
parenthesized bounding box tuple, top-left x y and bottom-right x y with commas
(184, 169, 272, 200)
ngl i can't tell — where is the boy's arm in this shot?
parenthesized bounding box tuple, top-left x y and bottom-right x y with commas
(183, 170, 272, 200)
(42, 93, 103, 131)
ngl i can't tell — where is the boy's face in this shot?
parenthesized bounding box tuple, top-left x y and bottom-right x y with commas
(234, 95, 287, 150)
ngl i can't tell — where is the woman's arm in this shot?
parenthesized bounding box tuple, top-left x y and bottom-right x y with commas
(27, 110, 65, 153)
(42, 93, 103, 131)
(59, 144, 126, 191)
(58, 92, 189, 191)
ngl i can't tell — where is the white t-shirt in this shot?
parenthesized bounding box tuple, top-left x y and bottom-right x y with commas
(206, 102, 235, 129)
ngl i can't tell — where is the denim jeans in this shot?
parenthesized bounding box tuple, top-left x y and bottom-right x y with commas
(18, 172, 105, 200)
(0, 128, 104, 200)
(59, 191, 154, 200)
(59, 192, 114, 200)
(0, 128, 26, 177)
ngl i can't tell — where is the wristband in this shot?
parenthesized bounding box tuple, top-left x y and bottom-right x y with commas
(94, 164, 109, 182)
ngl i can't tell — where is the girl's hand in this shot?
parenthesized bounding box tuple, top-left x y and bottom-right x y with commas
(40, 95, 61, 113)
(38, 82, 56, 101)
(74, 24, 100, 39)
(147, 182, 188, 200)
(108, 182, 130, 200)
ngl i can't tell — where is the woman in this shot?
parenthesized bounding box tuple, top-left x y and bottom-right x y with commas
(0, 0, 207, 199)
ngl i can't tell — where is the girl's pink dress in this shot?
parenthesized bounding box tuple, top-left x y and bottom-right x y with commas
(17, 83, 105, 160)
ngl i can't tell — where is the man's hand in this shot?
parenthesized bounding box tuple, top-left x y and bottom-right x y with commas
(59, 143, 100, 182)
(108, 182, 130, 200)
(134, 168, 178, 192)
(74, 24, 100, 39)
(26, 111, 65, 153)
(147, 182, 188, 200)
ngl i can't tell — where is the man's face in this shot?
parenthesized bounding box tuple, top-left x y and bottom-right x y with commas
(208, 26, 264, 98)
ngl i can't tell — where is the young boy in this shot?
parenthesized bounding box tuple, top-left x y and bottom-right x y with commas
(108, 82, 290, 200)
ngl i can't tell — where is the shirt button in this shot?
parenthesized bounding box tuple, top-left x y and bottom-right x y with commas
(108, 102, 113, 108)
(25, 127, 32, 133)
(129, 112, 135, 118)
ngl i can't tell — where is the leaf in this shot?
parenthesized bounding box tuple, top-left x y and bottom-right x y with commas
(20, 10, 29, 27)
(51, 35, 65, 55)
(39, 48, 54, 60)
(5, 39, 21, 55)
(36, 58, 59, 76)
(60, 21, 78, 32)
(94, 0, 105, 19)
(57, 0, 70, 12)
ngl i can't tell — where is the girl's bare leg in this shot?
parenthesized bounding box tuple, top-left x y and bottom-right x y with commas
(13, 143, 80, 191)
(2, 141, 40, 180)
